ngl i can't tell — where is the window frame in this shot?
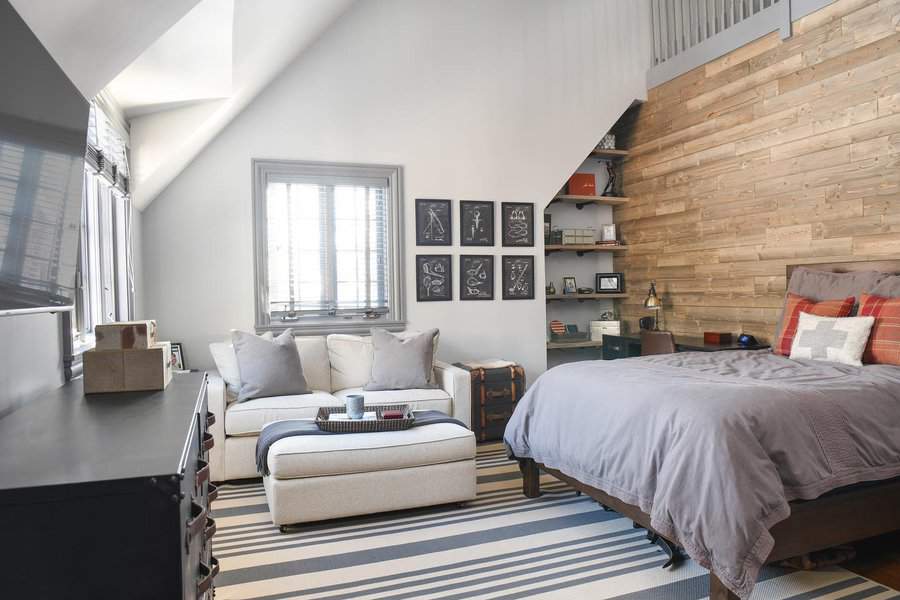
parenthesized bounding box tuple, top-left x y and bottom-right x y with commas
(252, 159, 405, 335)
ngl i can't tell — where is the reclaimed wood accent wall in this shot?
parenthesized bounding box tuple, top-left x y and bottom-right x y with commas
(615, 0, 900, 342)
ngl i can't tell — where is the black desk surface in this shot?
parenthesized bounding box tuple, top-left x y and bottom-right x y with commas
(612, 333, 769, 352)
(0, 372, 205, 492)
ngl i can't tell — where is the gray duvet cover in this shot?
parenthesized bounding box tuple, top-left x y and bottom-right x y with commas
(504, 350, 900, 599)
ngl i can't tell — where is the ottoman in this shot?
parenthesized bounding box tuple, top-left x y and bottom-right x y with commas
(263, 422, 477, 526)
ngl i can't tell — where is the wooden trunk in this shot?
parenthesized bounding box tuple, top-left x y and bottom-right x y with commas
(454, 363, 525, 442)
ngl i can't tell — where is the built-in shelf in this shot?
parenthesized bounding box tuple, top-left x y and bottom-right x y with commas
(547, 340, 604, 350)
(546, 293, 629, 302)
(590, 149, 629, 159)
(550, 194, 630, 209)
(545, 244, 627, 255)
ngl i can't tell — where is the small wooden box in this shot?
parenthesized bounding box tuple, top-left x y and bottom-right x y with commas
(704, 332, 733, 345)
(94, 320, 158, 351)
(567, 173, 596, 196)
(84, 342, 172, 394)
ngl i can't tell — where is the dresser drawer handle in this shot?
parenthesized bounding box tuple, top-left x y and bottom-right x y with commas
(196, 459, 210, 487)
(197, 557, 220, 595)
(206, 412, 216, 428)
(186, 500, 208, 549)
(207, 482, 219, 503)
(204, 516, 217, 542)
(609, 345, 622, 352)
(202, 432, 215, 452)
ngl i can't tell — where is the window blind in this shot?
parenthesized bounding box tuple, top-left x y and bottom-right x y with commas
(264, 179, 390, 321)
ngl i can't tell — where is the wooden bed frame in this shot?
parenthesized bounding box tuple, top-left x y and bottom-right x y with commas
(519, 260, 900, 599)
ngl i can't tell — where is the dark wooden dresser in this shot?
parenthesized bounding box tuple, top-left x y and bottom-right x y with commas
(0, 372, 219, 599)
(454, 363, 525, 442)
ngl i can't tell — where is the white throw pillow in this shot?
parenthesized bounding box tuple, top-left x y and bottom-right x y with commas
(789, 312, 875, 367)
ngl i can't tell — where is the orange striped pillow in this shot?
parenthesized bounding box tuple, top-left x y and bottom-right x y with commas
(859, 293, 900, 365)
(774, 293, 855, 356)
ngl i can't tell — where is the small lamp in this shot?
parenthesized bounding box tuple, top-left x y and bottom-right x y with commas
(643, 280, 662, 331)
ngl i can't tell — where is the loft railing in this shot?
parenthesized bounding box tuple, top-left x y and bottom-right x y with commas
(647, 0, 835, 87)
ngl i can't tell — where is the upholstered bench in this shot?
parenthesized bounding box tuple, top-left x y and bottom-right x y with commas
(263, 422, 477, 527)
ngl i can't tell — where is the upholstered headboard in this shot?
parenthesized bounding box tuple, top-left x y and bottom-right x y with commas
(786, 260, 900, 280)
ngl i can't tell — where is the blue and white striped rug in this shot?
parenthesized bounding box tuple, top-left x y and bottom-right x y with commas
(211, 443, 899, 599)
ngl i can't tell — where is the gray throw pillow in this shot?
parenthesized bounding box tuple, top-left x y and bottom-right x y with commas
(364, 328, 439, 391)
(232, 329, 309, 402)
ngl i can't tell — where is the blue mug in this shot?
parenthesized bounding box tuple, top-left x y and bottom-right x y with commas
(345, 394, 365, 420)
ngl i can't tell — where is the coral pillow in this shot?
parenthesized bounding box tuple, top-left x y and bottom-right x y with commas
(859, 294, 900, 365)
(774, 293, 854, 356)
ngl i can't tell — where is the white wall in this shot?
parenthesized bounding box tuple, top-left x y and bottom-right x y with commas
(138, 0, 650, 380)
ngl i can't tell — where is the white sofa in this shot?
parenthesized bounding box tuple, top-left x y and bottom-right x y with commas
(207, 333, 472, 482)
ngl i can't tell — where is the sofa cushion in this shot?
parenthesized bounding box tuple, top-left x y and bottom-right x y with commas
(210, 331, 273, 398)
(267, 422, 475, 479)
(365, 328, 438, 391)
(294, 336, 331, 392)
(326, 334, 373, 391)
(333, 387, 452, 415)
(233, 329, 309, 402)
(210, 334, 331, 400)
(327, 331, 441, 390)
(225, 391, 339, 436)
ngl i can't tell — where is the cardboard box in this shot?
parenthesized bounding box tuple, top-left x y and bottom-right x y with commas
(83, 342, 172, 394)
(94, 320, 158, 351)
(567, 173, 596, 196)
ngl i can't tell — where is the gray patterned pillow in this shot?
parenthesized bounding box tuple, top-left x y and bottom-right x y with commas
(789, 312, 874, 367)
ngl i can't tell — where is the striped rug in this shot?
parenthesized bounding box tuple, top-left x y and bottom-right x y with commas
(211, 443, 899, 600)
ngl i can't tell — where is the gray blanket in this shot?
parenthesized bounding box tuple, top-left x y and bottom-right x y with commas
(504, 350, 900, 599)
(256, 410, 466, 475)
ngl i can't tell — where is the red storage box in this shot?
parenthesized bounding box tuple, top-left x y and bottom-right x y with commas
(567, 173, 596, 195)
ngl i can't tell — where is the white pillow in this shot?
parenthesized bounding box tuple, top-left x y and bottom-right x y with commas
(789, 312, 875, 367)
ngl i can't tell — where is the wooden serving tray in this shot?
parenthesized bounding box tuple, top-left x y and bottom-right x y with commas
(315, 404, 415, 433)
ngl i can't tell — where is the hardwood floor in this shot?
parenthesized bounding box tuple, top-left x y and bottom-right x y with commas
(846, 530, 900, 590)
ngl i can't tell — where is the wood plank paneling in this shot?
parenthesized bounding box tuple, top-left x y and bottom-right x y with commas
(615, 0, 900, 342)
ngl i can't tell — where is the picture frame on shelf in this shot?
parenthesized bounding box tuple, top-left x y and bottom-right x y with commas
(502, 255, 534, 300)
(501, 202, 534, 247)
(459, 201, 494, 246)
(170, 342, 186, 371)
(595, 272, 624, 294)
(460, 255, 494, 300)
(416, 255, 452, 301)
(415, 199, 452, 246)
(601, 224, 617, 243)
(562, 276, 577, 295)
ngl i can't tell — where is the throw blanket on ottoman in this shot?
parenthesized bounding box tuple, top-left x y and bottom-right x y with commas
(256, 410, 467, 475)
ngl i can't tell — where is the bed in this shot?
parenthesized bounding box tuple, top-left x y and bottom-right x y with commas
(505, 261, 900, 600)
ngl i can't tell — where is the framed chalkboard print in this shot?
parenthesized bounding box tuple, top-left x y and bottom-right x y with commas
(595, 272, 624, 293)
(460, 255, 494, 300)
(501, 202, 534, 247)
(416, 255, 452, 301)
(415, 199, 452, 246)
(460, 201, 494, 246)
(502, 255, 534, 300)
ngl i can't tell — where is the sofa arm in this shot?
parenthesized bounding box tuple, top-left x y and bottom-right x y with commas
(207, 373, 227, 482)
(434, 360, 471, 429)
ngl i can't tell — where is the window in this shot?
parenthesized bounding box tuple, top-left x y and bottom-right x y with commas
(253, 160, 404, 334)
(70, 101, 133, 355)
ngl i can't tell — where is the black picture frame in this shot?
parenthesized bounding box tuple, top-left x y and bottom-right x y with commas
(415, 199, 452, 246)
(460, 201, 494, 246)
(502, 255, 534, 300)
(416, 255, 452, 301)
(460, 255, 494, 300)
(501, 202, 534, 247)
(595, 272, 625, 294)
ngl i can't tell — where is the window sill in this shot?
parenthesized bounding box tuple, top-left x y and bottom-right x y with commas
(256, 319, 406, 337)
